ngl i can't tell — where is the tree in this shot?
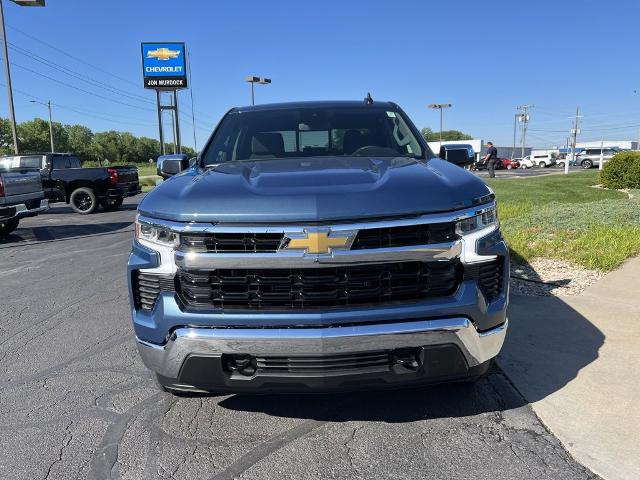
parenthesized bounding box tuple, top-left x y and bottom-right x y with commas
(65, 124, 93, 160)
(420, 127, 474, 142)
(0, 118, 13, 155)
(0, 116, 197, 163)
(18, 118, 69, 153)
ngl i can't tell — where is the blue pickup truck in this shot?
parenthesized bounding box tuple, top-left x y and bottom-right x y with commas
(128, 100, 509, 394)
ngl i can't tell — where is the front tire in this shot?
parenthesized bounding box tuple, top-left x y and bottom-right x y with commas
(582, 159, 593, 169)
(506, 164, 513, 170)
(70, 187, 97, 214)
(0, 217, 19, 236)
(100, 197, 124, 211)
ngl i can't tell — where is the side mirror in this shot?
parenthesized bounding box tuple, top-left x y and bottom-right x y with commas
(439, 146, 474, 167)
(157, 154, 189, 179)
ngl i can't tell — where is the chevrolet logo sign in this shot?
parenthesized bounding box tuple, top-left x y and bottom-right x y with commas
(147, 47, 181, 61)
(285, 231, 354, 254)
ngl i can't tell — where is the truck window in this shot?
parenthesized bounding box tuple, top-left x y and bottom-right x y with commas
(19, 156, 44, 169)
(52, 156, 71, 169)
(69, 157, 81, 168)
(202, 106, 424, 165)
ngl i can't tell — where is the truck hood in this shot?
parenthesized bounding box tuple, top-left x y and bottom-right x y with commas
(139, 157, 492, 223)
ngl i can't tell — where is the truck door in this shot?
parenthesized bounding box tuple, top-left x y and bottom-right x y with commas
(49, 155, 72, 202)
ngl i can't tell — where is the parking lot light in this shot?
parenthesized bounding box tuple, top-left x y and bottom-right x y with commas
(427, 103, 452, 144)
(245, 75, 271, 106)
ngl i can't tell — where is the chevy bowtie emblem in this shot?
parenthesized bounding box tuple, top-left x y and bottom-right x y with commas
(285, 231, 354, 254)
(147, 47, 180, 61)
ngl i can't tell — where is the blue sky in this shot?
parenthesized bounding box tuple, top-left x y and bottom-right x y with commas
(2, 0, 640, 149)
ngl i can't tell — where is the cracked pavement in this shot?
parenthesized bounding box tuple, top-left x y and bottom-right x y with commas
(0, 198, 597, 479)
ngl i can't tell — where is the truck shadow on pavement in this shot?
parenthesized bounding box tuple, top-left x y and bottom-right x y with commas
(0, 221, 133, 246)
(498, 292, 604, 406)
(42, 203, 139, 214)
(218, 370, 526, 422)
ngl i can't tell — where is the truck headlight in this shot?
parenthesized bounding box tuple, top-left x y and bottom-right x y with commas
(456, 206, 497, 236)
(135, 219, 179, 247)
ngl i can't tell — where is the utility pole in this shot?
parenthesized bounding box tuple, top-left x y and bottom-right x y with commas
(0, 0, 18, 154)
(0, 0, 46, 155)
(30, 99, 54, 152)
(568, 107, 581, 175)
(517, 105, 533, 158)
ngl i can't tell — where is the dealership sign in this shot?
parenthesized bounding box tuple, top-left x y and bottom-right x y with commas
(141, 42, 187, 89)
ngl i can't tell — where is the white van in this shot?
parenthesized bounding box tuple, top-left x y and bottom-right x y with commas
(520, 152, 557, 168)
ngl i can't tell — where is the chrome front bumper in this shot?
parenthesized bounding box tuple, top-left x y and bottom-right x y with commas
(137, 317, 507, 381)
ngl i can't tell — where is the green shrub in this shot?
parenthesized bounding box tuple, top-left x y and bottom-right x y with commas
(599, 151, 640, 189)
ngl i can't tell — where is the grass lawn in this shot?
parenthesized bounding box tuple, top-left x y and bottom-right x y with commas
(487, 171, 640, 271)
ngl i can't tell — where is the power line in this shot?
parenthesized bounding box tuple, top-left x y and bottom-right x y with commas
(10, 61, 157, 112)
(1, 81, 156, 127)
(6, 23, 142, 89)
(8, 42, 154, 106)
(5, 26, 213, 135)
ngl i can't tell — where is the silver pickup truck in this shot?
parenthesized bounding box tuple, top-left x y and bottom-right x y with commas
(0, 160, 49, 235)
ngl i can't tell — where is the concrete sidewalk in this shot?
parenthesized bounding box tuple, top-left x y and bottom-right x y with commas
(499, 257, 640, 480)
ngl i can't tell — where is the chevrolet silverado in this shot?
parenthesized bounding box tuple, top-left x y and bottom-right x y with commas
(0, 159, 48, 236)
(128, 100, 509, 394)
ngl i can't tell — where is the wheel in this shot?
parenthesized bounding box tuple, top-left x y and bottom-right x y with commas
(69, 187, 97, 214)
(101, 197, 124, 211)
(558, 162, 565, 168)
(582, 159, 593, 169)
(0, 217, 19, 236)
(539, 161, 546, 168)
(506, 164, 513, 170)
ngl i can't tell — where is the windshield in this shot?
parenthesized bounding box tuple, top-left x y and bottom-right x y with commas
(201, 106, 424, 165)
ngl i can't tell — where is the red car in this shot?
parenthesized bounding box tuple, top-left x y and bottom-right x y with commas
(500, 158, 520, 170)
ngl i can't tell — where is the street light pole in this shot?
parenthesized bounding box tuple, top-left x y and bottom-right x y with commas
(427, 103, 452, 145)
(245, 76, 271, 105)
(0, 0, 46, 155)
(29, 99, 54, 152)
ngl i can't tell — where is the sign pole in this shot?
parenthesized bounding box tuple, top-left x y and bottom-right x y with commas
(173, 90, 181, 154)
(156, 89, 165, 156)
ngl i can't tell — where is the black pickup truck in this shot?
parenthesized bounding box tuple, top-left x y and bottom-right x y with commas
(1, 153, 141, 214)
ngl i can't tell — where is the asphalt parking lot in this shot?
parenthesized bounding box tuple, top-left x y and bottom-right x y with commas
(0, 198, 596, 480)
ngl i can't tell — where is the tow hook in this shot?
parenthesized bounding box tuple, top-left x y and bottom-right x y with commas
(392, 348, 422, 371)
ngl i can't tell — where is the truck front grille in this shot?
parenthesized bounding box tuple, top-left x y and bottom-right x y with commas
(255, 351, 392, 374)
(180, 222, 458, 253)
(132, 271, 175, 311)
(181, 233, 284, 253)
(351, 222, 457, 249)
(177, 261, 461, 310)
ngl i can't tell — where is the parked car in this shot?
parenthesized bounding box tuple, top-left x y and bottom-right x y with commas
(0, 159, 48, 235)
(128, 100, 509, 395)
(501, 158, 520, 169)
(574, 147, 619, 169)
(520, 153, 556, 168)
(1, 153, 141, 214)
